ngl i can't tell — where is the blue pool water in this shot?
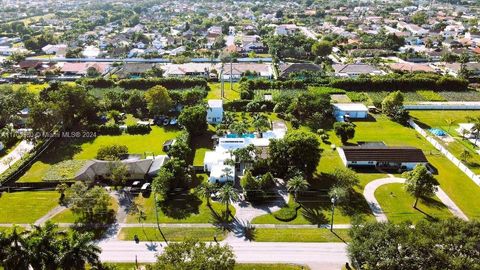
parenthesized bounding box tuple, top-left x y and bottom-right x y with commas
(429, 128, 446, 136)
(227, 133, 256, 138)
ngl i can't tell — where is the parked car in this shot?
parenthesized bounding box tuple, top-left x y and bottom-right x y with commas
(163, 118, 170, 126)
(169, 118, 177, 125)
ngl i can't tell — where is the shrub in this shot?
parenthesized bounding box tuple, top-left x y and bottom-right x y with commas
(96, 144, 128, 160)
(346, 92, 370, 102)
(118, 78, 208, 90)
(273, 203, 300, 222)
(97, 124, 122, 135)
(126, 124, 151, 135)
(83, 78, 116, 88)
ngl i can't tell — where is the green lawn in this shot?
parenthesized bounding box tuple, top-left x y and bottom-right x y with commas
(126, 193, 235, 224)
(17, 125, 181, 182)
(254, 228, 350, 243)
(350, 114, 480, 220)
(118, 227, 226, 242)
(107, 263, 308, 270)
(51, 196, 119, 223)
(207, 82, 241, 100)
(191, 132, 214, 166)
(0, 191, 59, 224)
(375, 183, 453, 223)
(410, 110, 480, 174)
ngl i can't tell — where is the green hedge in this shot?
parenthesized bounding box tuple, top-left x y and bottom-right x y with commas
(273, 203, 301, 222)
(224, 100, 275, 112)
(126, 124, 151, 135)
(118, 78, 208, 90)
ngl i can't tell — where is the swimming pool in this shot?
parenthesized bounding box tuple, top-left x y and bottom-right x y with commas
(226, 133, 256, 138)
(429, 128, 446, 136)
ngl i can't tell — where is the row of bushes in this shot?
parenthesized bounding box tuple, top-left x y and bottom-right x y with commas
(240, 78, 308, 91)
(82, 77, 209, 90)
(223, 100, 275, 112)
(329, 75, 468, 92)
(94, 124, 151, 135)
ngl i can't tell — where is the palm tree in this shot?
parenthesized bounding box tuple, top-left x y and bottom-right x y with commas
(196, 181, 217, 207)
(218, 184, 239, 218)
(1, 228, 31, 270)
(460, 149, 472, 162)
(252, 114, 271, 137)
(27, 221, 66, 270)
(56, 183, 68, 203)
(58, 232, 101, 270)
(221, 166, 234, 183)
(470, 122, 480, 145)
(444, 118, 455, 132)
(287, 176, 310, 202)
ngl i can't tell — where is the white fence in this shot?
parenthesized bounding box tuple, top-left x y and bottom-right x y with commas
(409, 119, 480, 186)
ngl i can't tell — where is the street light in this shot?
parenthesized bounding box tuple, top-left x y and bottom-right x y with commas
(330, 193, 338, 232)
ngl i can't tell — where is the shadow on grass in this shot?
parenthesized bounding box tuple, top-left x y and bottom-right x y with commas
(414, 206, 440, 222)
(300, 207, 328, 226)
(331, 230, 348, 244)
(421, 196, 447, 210)
(159, 193, 202, 220)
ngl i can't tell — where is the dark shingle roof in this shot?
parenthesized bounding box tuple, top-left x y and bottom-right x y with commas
(341, 146, 428, 163)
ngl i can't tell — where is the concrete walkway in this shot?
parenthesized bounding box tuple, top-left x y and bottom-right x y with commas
(34, 205, 66, 226)
(0, 140, 34, 174)
(364, 177, 469, 222)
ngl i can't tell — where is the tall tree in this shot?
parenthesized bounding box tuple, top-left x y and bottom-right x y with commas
(58, 232, 101, 270)
(150, 238, 235, 270)
(403, 165, 439, 208)
(286, 175, 309, 202)
(144, 85, 172, 116)
(333, 122, 355, 144)
(311, 40, 333, 59)
(195, 181, 217, 207)
(218, 184, 239, 217)
(178, 105, 208, 135)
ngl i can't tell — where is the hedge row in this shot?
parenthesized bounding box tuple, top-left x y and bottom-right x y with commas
(224, 100, 275, 112)
(93, 124, 151, 135)
(82, 77, 208, 90)
(328, 76, 468, 92)
(240, 79, 307, 91)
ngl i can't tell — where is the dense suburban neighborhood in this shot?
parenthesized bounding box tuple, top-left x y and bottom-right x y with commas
(1, 0, 480, 269)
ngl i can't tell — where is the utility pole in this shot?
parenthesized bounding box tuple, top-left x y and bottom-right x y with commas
(330, 193, 338, 232)
(220, 66, 224, 99)
(230, 58, 233, 91)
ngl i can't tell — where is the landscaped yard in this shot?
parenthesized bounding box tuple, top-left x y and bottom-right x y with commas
(107, 263, 308, 270)
(411, 110, 480, 174)
(0, 191, 59, 224)
(17, 125, 181, 182)
(117, 227, 226, 242)
(51, 195, 119, 223)
(126, 193, 235, 224)
(375, 183, 453, 223)
(254, 228, 350, 242)
(207, 82, 241, 100)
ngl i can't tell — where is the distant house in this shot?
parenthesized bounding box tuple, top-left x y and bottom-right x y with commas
(74, 155, 169, 181)
(388, 63, 436, 73)
(220, 63, 273, 81)
(445, 63, 480, 78)
(278, 63, 322, 78)
(332, 64, 384, 77)
(114, 63, 156, 78)
(333, 103, 369, 121)
(61, 62, 111, 76)
(207, 99, 223, 124)
(338, 143, 428, 171)
(42, 44, 67, 56)
(162, 63, 214, 77)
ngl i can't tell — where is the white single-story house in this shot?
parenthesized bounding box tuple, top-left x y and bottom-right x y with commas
(204, 123, 287, 183)
(338, 143, 428, 171)
(207, 99, 223, 124)
(333, 103, 368, 121)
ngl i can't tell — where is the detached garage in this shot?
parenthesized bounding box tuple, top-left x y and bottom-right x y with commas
(333, 103, 368, 122)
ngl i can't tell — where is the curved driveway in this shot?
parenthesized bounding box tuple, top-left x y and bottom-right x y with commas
(363, 177, 468, 222)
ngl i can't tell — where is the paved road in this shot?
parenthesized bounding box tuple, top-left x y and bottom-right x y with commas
(0, 140, 34, 174)
(98, 240, 348, 270)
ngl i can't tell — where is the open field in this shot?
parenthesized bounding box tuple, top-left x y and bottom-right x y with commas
(0, 191, 59, 224)
(17, 125, 181, 182)
(375, 183, 453, 223)
(207, 82, 241, 100)
(117, 227, 226, 242)
(106, 263, 308, 270)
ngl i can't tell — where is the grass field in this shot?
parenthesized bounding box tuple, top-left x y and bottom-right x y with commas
(410, 110, 480, 173)
(126, 193, 235, 224)
(106, 263, 308, 270)
(254, 228, 350, 242)
(17, 125, 181, 182)
(207, 82, 241, 100)
(349, 114, 480, 220)
(51, 196, 119, 223)
(117, 227, 226, 242)
(375, 183, 453, 223)
(0, 191, 59, 224)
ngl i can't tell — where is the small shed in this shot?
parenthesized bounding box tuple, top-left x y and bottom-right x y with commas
(333, 103, 368, 121)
